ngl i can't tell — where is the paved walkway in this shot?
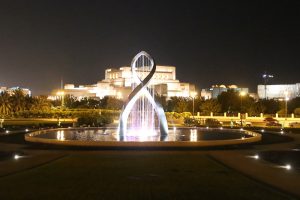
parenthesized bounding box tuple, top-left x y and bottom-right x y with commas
(210, 132, 300, 198)
(0, 130, 300, 198)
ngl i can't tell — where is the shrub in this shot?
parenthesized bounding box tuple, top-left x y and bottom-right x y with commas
(184, 117, 200, 126)
(294, 108, 300, 115)
(77, 112, 113, 127)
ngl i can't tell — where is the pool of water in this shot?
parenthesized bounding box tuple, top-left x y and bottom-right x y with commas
(31, 127, 250, 142)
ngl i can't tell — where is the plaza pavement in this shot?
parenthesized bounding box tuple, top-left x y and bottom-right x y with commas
(0, 130, 299, 198)
(209, 132, 300, 198)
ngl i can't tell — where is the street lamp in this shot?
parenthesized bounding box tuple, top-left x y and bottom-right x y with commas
(191, 91, 197, 118)
(56, 91, 65, 108)
(240, 91, 246, 127)
(284, 91, 289, 120)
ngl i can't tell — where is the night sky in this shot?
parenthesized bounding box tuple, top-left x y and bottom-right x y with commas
(0, 0, 299, 95)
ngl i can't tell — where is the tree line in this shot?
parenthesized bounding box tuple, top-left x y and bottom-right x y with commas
(158, 90, 300, 116)
(1, 89, 300, 118)
(0, 89, 123, 118)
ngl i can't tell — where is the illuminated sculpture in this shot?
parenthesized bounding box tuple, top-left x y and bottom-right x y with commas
(118, 51, 168, 137)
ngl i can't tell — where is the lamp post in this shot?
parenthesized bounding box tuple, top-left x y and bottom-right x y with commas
(56, 91, 65, 108)
(284, 91, 289, 120)
(240, 91, 246, 127)
(191, 91, 197, 119)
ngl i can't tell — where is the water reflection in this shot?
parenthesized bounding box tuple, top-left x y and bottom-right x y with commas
(56, 130, 65, 141)
(190, 129, 197, 142)
(38, 128, 251, 142)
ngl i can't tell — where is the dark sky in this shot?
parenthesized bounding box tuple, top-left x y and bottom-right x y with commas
(0, 0, 299, 95)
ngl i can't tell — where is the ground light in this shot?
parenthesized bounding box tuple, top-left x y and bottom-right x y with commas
(14, 154, 20, 160)
(278, 164, 292, 170)
(284, 164, 291, 170)
(247, 154, 259, 160)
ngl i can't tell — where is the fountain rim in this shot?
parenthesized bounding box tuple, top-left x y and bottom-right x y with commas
(24, 127, 262, 148)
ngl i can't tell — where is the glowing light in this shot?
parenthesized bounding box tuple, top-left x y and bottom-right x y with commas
(261, 129, 265, 132)
(56, 91, 65, 96)
(190, 129, 197, 141)
(241, 136, 245, 140)
(206, 126, 209, 129)
(126, 129, 158, 137)
(14, 154, 20, 160)
(240, 128, 244, 131)
(116, 91, 122, 99)
(173, 127, 176, 132)
(240, 91, 246, 96)
(5, 130, 9, 134)
(190, 91, 197, 98)
(285, 164, 291, 170)
(220, 127, 223, 130)
(254, 154, 259, 159)
(25, 129, 29, 132)
(57, 131, 65, 140)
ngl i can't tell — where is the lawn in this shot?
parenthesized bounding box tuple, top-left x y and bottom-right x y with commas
(0, 152, 292, 200)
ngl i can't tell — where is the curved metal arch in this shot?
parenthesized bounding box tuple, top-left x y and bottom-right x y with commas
(119, 51, 168, 136)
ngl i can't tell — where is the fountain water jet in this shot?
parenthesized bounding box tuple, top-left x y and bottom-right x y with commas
(118, 51, 168, 138)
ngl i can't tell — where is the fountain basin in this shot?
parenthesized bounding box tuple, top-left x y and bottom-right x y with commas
(25, 127, 261, 148)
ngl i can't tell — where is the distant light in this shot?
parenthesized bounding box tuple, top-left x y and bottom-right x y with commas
(25, 129, 29, 132)
(240, 128, 244, 131)
(241, 136, 245, 140)
(173, 127, 176, 132)
(5, 130, 9, 134)
(292, 149, 300, 151)
(206, 126, 209, 129)
(285, 164, 291, 170)
(14, 154, 20, 160)
(254, 154, 259, 159)
(220, 127, 223, 130)
(280, 130, 284, 134)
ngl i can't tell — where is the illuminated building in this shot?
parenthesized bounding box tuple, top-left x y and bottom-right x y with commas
(52, 65, 196, 100)
(0, 86, 32, 96)
(257, 83, 300, 99)
(201, 85, 249, 99)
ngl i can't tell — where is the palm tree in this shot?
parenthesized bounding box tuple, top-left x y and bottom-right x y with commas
(11, 88, 26, 112)
(31, 96, 51, 111)
(0, 91, 12, 116)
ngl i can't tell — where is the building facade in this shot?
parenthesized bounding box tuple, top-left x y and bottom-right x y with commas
(54, 65, 196, 100)
(201, 85, 249, 99)
(0, 86, 31, 96)
(257, 83, 300, 99)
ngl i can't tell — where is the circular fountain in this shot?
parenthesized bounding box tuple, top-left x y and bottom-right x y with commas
(25, 127, 261, 147)
(25, 51, 261, 147)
